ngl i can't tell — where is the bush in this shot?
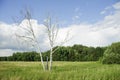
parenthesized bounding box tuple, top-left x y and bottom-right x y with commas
(102, 42, 120, 64)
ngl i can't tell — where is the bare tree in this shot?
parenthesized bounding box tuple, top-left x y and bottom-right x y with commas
(44, 15, 70, 71)
(14, 9, 70, 71)
(15, 9, 45, 71)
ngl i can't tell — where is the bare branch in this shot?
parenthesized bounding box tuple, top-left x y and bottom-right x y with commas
(14, 9, 45, 71)
(44, 15, 71, 71)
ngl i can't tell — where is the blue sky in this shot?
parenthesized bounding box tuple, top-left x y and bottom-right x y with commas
(0, 0, 120, 56)
(0, 0, 119, 24)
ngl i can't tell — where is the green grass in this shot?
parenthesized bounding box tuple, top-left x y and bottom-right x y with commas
(0, 61, 120, 80)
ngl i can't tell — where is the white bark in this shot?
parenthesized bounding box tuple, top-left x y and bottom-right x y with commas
(49, 48, 53, 71)
(44, 15, 70, 71)
(35, 40, 45, 71)
(15, 9, 45, 70)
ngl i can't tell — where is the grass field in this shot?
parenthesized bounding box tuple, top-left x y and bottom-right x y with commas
(0, 61, 120, 80)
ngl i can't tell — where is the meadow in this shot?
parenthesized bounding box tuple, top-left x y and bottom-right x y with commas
(0, 61, 120, 80)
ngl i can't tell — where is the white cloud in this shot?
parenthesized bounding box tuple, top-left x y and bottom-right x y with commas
(0, 2, 120, 56)
(0, 19, 49, 56)
(0, 23, 18, 49)
(113, 2, 120, 9)
(100, 5, 113, 15)
(63, 2, 120, 47)
(0, 49, 14, 57)
(100, 10, 106, 15)
(72, 7, 82, 24)
(16, 19, 51, 51)
(63, 24, 120, 47)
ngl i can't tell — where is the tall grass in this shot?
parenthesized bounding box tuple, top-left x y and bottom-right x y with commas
(0, 61, 120, 80)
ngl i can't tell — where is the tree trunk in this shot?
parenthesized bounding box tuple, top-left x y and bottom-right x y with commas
(36, 43, 45, 71)
(46, 56, 49, 70)
(49, 48, 53, 71)
(40, 54, 45, 71)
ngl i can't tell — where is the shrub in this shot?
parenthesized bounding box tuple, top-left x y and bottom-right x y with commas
(102, 42, 120, 64)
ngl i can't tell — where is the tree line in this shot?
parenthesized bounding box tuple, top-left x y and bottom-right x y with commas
(0, 44, 106, 61)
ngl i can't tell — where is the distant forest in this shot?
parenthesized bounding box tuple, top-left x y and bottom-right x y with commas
(0, 44, 107, 61)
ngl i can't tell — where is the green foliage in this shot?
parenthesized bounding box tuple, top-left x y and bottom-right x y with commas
(0, 61, 120, 80)
(0, 51, 41, 61)
(0, 44, 106, 61)
(43, 45, 105, 61)
(0, 57, 7, 61)
(102, 42, 120, 64)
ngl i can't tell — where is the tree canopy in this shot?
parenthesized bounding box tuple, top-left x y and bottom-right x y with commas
(0, 44, 106, 61)
(102, 42, 120, 64)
